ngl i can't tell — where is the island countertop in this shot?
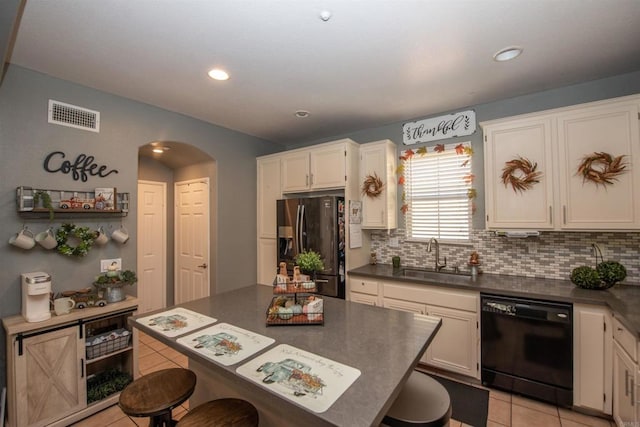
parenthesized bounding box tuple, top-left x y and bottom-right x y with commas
(129, 284, 441, 427)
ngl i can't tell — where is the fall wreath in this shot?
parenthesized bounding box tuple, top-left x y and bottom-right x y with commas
(55, 223, 95, 257)
(361, 173, 384, 198)
(576, 152, 627, 186)
(501, 156, 542, 193)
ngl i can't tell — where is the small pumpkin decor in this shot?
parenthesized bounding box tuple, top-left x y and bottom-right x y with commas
(55, 223, 95, 257)
(361, 173, 384, 198)
(501, 156, 542, 193)
(576, 152, 627, 187)
(570, 244, 627, 290)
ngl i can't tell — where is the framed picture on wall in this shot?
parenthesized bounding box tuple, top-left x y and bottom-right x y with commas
(94, 187, 116, 210)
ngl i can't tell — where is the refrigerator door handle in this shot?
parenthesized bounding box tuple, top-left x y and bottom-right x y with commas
(299, 204, 306, 252)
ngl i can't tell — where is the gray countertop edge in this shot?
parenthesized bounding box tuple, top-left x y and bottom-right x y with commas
(348, 263, 640, 338)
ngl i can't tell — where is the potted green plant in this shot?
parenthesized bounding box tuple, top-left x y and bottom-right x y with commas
(295, 250, 324, 278)
(93, 269, 138, 303)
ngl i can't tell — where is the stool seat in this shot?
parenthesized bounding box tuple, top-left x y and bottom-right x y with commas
(383, 371, 452, 427)
(176, 398, 259, 427)
(119, 368, 197, 427)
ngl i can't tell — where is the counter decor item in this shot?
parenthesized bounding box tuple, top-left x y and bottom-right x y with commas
(93, 269, 137, 302)
(570, 261, 626, 290)
(392, 256, 401, 269)
(500, 156, 542, 193)
(294, 250, 324, 279)
(576, 152, 627, 187)
(55, 223, 95, 257)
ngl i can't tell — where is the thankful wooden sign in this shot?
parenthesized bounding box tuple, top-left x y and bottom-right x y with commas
(402, 110, 476, 145)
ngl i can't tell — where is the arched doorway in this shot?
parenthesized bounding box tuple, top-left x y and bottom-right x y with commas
(137, 141, 217, 313)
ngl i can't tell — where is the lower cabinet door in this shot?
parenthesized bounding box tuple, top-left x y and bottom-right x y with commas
(425, 305, 478, 378)
(613, 342, 638, 425)
(14, 325, 86, 426)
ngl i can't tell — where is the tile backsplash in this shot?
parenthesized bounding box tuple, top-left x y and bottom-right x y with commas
(370, 229, 640, 284)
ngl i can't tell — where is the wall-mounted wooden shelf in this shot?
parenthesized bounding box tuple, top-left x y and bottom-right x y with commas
(16, 186, 130, 219)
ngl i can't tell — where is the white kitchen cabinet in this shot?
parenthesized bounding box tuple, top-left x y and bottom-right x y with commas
(573, 304, 612, 414)
(483, 116, 555, 229)
(256, 154, 281, 285)
(481, 94, 640, 231)
(349, 277, 380, 306)
(382, 280, 479, 379)
(281, 139, 356, 193)
(557, 101, 640, 229)
(359, 139, 398, 229)
(257, 155, 281, 239)
(3, 299, 138, 427)
(613, 316, 640, 426)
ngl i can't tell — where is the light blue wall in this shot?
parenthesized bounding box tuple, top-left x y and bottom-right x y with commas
(0, 65, 283, 388)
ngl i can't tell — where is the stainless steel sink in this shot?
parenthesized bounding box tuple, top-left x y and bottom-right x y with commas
(399, 267, 472, 280)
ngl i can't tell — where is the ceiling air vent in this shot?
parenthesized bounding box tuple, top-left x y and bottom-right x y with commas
(48, 100, 100, 133)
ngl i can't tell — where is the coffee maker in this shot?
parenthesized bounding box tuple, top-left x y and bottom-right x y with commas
(22, 272, 52, 322)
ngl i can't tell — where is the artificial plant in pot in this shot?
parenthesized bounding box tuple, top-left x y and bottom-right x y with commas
(93, 269, 138, 303)
(295, 250, 325, 279)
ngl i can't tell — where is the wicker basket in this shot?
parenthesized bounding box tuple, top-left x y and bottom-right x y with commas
(86, 328, 131, 359)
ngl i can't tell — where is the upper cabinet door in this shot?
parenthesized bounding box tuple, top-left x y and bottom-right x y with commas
(359, 140, 397, 229)
(281, 151, 311, 193)
(557, 102, 640, 229)
(257, 156, 281, 239)
(309, 144, 346, 190)
(483, 116, 555, 229)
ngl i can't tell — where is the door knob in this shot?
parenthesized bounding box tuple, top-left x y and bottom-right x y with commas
(197, 263, 208, 269)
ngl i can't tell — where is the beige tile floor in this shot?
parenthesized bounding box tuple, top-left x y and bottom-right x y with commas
(73, 333, 616, 427)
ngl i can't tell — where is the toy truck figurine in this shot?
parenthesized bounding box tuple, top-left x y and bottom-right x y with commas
(191, 332, 242, 356)
(257, 358, 325, 397)
(59, 197, 95, 210)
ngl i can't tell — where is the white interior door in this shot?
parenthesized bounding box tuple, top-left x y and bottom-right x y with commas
(137, 180, 167, 313)
(175, 178, 210, 304)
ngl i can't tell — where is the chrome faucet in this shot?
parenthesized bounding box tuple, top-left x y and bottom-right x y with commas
(427, 237, 447, 271)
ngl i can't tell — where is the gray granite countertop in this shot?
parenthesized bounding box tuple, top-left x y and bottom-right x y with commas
(129, 284, 441, 427)
(348, 263, 640, 338)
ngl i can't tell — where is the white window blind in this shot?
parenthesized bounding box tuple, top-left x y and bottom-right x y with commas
(404, 144, 472, 241)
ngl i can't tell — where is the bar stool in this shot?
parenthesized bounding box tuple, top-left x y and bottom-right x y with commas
(383, 370, 452, 427)
(176, 398, 259, 427)
(119, 368, 197, 427)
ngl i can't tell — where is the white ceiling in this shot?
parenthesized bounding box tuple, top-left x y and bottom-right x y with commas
(8, 0, 640, 145)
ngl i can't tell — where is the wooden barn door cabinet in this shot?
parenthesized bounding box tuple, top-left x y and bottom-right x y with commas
(3, 298, 138, 427)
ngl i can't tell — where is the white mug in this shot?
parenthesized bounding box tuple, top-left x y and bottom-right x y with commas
(94, 226, 109, 245)
(35, 227, 57, 250)
(9, 227, 35, 250)
(111, 226, 129, 244)
(54, 297, 75, 315)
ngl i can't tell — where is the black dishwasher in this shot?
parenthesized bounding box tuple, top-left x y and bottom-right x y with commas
(481, 294, 573, 407)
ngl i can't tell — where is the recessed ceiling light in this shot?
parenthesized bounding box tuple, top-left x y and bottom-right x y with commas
(493, 46, 523, 62)
(295, 110, 310, 118)
(208, 68, 230, 81)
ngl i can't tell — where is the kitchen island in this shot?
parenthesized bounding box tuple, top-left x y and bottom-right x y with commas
(129, 284, 441, 427)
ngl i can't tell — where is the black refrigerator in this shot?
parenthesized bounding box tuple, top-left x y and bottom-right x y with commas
(277, 196, 346, 299)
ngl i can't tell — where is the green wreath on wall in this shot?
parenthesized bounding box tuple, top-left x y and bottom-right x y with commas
(56, 223, 95, 257)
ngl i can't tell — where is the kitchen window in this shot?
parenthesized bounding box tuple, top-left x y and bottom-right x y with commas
(402, 142, 472, 241)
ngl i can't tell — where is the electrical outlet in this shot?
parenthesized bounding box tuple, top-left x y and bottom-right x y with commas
(100, 258, 122, 272)
(527, 241, 538, 254)
(389, 237, 399, 248)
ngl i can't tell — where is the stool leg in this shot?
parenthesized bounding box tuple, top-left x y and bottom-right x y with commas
(149, 411, 174, 427)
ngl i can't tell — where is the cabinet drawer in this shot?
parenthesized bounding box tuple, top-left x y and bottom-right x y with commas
(614, 317, 638, 362)
(352, 279, 378, 296)
(383, 282, 478, 312)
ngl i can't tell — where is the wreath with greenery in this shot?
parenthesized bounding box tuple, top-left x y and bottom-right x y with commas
(55, 223, 95, 257)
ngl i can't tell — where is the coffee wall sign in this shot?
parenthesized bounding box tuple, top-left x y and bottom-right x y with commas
(43, 151, 119, 182)
(402, 110, 476, 145)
